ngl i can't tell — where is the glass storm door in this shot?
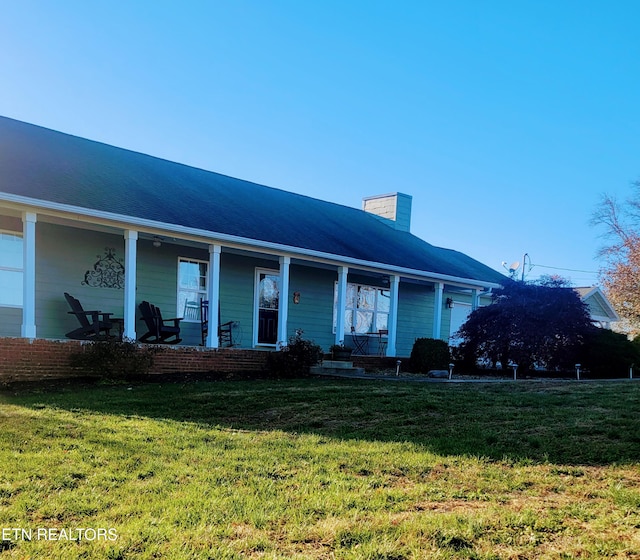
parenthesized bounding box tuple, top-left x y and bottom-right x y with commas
(256, 270, 279, 345)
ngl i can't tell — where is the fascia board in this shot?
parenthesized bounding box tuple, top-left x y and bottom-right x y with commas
(0, 192, 503, 290)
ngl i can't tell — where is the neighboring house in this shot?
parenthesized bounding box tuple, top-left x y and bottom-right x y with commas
(575, 286, 620, 330)
(0, 116, 505, 356)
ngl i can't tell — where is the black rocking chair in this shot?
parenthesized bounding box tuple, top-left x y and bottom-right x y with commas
(64, 292, 113, 340)
(200, 299, 234, 347)
(138, 301, 182, 344)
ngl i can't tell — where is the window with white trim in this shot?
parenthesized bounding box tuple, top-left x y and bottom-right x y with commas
(0, 232, 23, 307)
(333, 282, 390, 334)
(177, 258, 208, 322)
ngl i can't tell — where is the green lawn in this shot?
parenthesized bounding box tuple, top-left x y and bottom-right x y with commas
(0, 378, 639, 559)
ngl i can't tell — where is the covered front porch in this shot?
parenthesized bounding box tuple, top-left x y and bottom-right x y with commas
(1, 208, 494, 357)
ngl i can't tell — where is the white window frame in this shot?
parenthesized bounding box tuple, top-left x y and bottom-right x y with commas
(333, 281, 391, 335)
(0, 230, 24, 308)
(177, 257, 208, 322)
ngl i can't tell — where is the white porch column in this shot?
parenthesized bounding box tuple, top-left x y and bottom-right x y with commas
(277, 256, 290, 346)
(206, 244, 221, 348)
(471, 288, 479, 311)
(123, 230, 138, 341)
(386, 275, 400, 356)
(21, 212, 37, 338)
(433, 282, 444, 340)
(335, 266, 348, 345)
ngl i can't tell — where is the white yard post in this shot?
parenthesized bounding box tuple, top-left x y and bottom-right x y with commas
(21, 212, 37, 338)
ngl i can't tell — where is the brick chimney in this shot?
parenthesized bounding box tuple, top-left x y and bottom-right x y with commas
(362, 192, 412, 232)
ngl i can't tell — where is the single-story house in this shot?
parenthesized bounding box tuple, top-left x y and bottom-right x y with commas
(0, 116, 506, 357)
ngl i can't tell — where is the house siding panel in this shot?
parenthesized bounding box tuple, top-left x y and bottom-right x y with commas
(36, 223, 126, 339)
(585, 293, 607, 317)
(287, 265, 336, 352)
(219, 253, 268, 349)
(0, 308, 21, 337)
(396, 283, 435, 356)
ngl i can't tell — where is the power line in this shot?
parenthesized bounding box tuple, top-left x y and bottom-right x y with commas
(531, 263, 599, 275)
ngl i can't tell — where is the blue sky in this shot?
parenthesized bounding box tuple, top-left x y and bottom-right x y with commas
(2, 1, 638, 285)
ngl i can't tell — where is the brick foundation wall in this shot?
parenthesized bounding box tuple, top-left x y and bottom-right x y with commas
(0, 338, 270, 384)
(0, 338, 402, 384)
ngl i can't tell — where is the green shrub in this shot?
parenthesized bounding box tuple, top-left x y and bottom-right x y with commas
(267, 330, 322, 378)
(69, 338, 156, 380)
(581, 329, 640, 378)
(410, 338, 450, 373)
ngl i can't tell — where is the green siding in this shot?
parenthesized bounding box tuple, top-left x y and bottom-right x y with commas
(585, 293, 607, 317)
(0, 308, 21, 337)
(287, 265, 336, 352)
(36, 223, 126, 339)
(219, 253, 274, 348)
(396, 283, 434, 356)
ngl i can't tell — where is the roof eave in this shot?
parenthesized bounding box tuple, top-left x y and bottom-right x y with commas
(0, 192, 504, 290)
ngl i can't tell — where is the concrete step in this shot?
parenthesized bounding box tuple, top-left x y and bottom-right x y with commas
(320, 360, 355, 369)
(310, 363, 365, 376)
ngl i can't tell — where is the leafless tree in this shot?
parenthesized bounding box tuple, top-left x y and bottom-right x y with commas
(592, 181, 640, 337)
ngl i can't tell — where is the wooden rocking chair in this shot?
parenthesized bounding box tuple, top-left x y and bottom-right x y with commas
(200, 299, 234, 347)
(64, 292, 114, 340)
(138, 301, 182, 344)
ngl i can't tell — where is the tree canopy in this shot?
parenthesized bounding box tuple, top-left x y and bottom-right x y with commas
(592, 181, 640, 337)
(456, 276, 593, 372)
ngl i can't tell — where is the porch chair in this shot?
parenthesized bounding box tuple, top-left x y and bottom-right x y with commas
(64, 292, 114, 340)
(200, 299, 234, 347)
(377, 329, 389, 356)
(183, 300, 200, 321)
(138, 301, 182, 344)
(350, 326, 370, 355)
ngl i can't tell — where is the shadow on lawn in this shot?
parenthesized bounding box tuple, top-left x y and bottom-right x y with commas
(3, 375, 640, 466)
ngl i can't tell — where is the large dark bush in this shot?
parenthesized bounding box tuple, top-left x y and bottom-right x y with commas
(410, 338, 450, 373)
(267, 330, 322, 378)
(581, 329, 640, 378)
(457, 277, 593, 373)
(69, 338, 156, 380)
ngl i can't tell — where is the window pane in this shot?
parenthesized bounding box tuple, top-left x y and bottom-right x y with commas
(0, 233, 23, 269)
(377, 289, 390, 313)
(357, 286, 375, 309)
(198, 263, 207, 289)
(178, 259, 208, 321)
(346, 284, 356, 309)
(375, 313, 388, 331)
(0, 270, 22, 306)
(354, 311, 374, 333)
(259, 275, 279, 309)
(344, 310, 354, 333)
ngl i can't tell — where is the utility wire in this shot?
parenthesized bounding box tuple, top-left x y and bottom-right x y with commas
(531, 263, 599, 275)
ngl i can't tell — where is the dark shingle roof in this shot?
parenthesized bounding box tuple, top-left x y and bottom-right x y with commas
(0, 116, 504, 285)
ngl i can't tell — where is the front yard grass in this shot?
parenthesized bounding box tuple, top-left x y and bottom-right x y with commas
(0, 378, 639, 559)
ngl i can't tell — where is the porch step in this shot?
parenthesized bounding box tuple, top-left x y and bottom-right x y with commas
(310, 361, 365, 377)
(320, 360, 356, 369)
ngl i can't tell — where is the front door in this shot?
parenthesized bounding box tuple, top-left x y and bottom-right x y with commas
(255, 270, 279, 345)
